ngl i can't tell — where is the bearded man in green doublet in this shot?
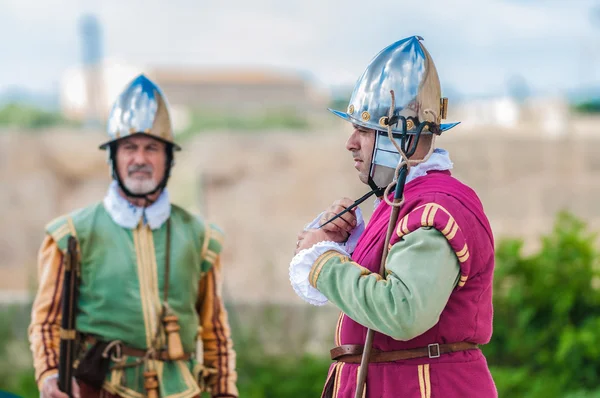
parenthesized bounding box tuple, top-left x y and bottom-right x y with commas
(29, 75, 238, 398)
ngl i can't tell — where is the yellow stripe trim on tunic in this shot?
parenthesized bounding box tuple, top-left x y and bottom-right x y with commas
(455, 242, 471, 265)
(396, 215, 410, 238)
(414, 203, 452, 218)
(402, 215, 410, 235)
(335, 312, 344, 346)
(441, 218, 455, 236)
(421, 204, 433, 226)
(321, 365, 337, 398)
(329, 363, 339, 398)
(146, 226, 165, 346)
(168, 361, 201, 398)
(352, 261, 383, 281)
(425, 364, 431, 398)
(456, 243, 468, 257)
(418, 365, 426, 398)
(205, 250, 218, 263)
(351, 262, 371, 276)
(140, 226, 160, 348)
(333, 362, 345, 398)
(104, 367, 121, 394)
(133, 226, 152, 347)
(200, 225, 212, 259)
(206, 250, 217, 259)
(51, 224, 70, 243)
(312, 252, 339, 286)
(446, 222, 459, 240)
(331, 363, 341, 398)
(427, 205, 438, 226)
(210, 227, 224, 246)
(138, 225, 155, 342)
(106, 359, 201, 398)
(104, 364, 144, 398)
(395, 219, 403, 238)
(309, 251, 339, 287)
(66, 217, 77, 239)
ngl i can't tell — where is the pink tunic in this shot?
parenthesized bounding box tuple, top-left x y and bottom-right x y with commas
(322, 171, 498, 397)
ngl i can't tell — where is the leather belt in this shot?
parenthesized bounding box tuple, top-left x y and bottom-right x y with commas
(119, 344, 192, 361)
(86, 336, 192, 362)
(330, 342, 479, 364)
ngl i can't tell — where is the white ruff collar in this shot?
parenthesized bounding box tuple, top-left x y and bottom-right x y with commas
(406, 147, 453, 183)
(103, 180, 171, 230)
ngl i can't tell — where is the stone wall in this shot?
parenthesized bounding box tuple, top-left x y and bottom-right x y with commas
(1, 120, 599, 309)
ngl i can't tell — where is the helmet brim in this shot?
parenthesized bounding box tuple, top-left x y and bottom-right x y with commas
(328, 108, 460, 133)
(98, 133, 182, 151)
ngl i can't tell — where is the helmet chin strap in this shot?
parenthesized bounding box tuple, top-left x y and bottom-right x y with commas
(109, 142, 174, 206)
(367, 177, 386, 197)
(319, 123, 418, 229)
(367, 129, 416, 197)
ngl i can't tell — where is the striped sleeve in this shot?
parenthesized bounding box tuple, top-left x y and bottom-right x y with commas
(27, 235, 64, 390)
(390, 202, 473, 288)
(197, 255, 239, 397)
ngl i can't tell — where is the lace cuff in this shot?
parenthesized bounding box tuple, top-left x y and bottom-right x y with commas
(289, 242, 349, 306)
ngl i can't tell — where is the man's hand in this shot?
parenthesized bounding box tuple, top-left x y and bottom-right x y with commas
(295, 228, 335, 255)
(318, 198, 357, 243)
(294, 198, 358, 255)
(41, 375, 81, 398)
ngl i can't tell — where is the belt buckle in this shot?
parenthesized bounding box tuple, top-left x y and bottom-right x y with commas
(427, 343, 440, 359)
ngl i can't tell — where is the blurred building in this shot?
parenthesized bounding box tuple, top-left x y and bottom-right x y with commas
(147, 68, 327, 113)
(448, 96, 570, 137)
(59, 60, 330, 131)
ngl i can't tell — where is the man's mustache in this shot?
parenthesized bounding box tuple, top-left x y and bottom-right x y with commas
(128, 164, 153, 176)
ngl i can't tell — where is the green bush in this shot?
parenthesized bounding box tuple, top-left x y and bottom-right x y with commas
(0, 304, 37, 397)
(572, 100, 600, 114)
(234, 354, 330, 397)
(485, 211, 600, 397)
(0, 104, 76, 129)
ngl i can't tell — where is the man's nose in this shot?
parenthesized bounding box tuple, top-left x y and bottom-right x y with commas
(132, 149, 147, 164)
(346, 131, 360, 151)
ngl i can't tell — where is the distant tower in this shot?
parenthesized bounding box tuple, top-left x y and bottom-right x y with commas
(592, 5, 600, 83)
(80, 14, 104, 127)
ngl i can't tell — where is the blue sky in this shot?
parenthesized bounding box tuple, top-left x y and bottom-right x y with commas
(1, 0, 599, 100)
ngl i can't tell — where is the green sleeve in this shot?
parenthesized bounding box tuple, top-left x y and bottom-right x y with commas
(312, 227, 460, 341)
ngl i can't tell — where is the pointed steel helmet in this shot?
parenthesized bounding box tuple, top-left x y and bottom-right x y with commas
(329, 36, 459, 134)
(99, 74, 181, 151)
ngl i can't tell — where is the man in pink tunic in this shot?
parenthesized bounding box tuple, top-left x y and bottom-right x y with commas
(289, 36, 498, 397)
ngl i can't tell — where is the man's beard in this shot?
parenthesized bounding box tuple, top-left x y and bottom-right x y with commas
(123, 177, 158, 194)
(123, 164, 158, 194)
